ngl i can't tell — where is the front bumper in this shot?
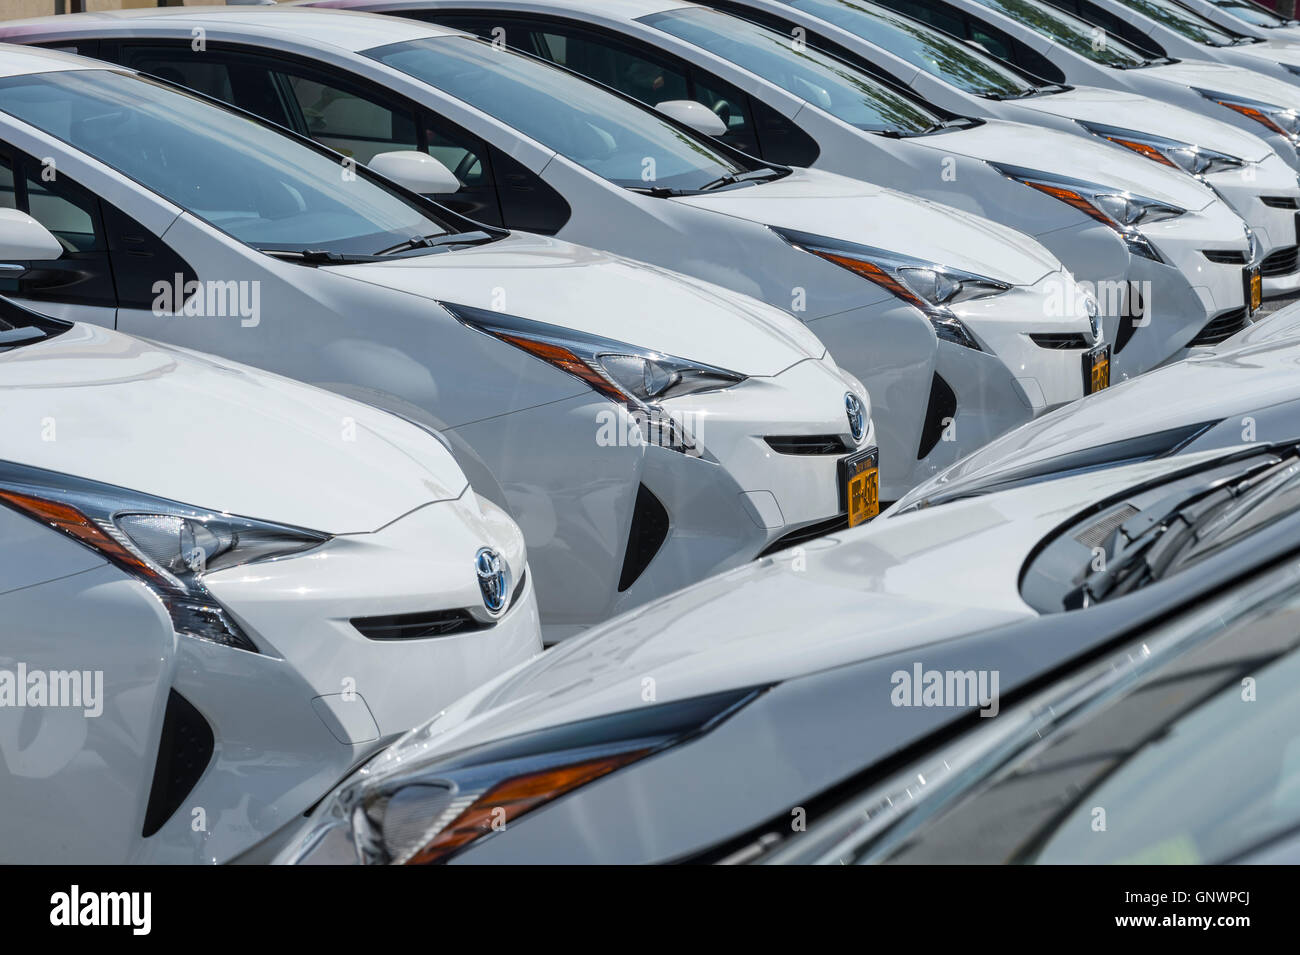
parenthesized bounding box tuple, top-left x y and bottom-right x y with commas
(610, 355, 873, 621)
(1205, 154, 1300, 298)
(205, 492, 543, 739)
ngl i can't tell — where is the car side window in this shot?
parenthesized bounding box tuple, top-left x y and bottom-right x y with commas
(279, 74, 420, 163)
(424, 14, 809, 163)
(875, 0, 1066, 81)
(0, 150, 172, 310)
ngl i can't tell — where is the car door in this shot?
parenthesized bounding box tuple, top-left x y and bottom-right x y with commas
(0, 151, 116, 327)
(110, 41, 512, 228)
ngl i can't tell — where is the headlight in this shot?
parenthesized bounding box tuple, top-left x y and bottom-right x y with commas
(283, 687, 763, 864)
(1197, 88, 1300, 143)
(990, 163, 1183, 263)
(770, 227, 1007, 350)
(443, 303, 745, 409)
(0, 461, 328, 652)
(1079, 121, 1246, 177)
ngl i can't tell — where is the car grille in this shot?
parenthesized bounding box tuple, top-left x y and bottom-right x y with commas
(1261, 196, 1299, 209)
(1029, 333, 1090, 350)
(1261, 244, 1299, 277)
(765, 435, 853, 454)
(1187, 308, 1249, 347)
(1203, 249, 1247, 264)
(756, 514, 849, 559)
(352, 573, 527, 639)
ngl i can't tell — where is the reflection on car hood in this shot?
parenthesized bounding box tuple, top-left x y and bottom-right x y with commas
(389, 453, 1224, 759)
(0, 322, 467, 533)
(671, 166, 1061, 285)
(1146, 57, 1300, 108)
(911, 118, 1216, 209)
(325, 232, 825, 377)
(1013, 84, 1274, 163)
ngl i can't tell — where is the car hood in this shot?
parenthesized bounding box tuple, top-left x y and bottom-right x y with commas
(1145, 57, 1300, 110)
(0, 322, 469, 534)
(891, 333, 1300, 511)
(1227, 37, 1300, 72)
(910, 118, 1216, 209)
(670, 167, 1060, 286)
(1013, 84, 1274, 162)
(383, 452, 1225, 759)
(324, 231, 825, 377)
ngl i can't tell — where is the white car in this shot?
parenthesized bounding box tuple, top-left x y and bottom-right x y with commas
(0, 289, 542, 863)
(265, 440, 1300, 864)
(705, 0, 1300, 300)
(1178, 0, 1300, 41)
(4, 8, 1108, 500)
(332, 0, 1261, 378)
(868, 0, 1300, 168)
(0, 43, 876, 643)
(891, 302, 1300, 512)
(1044, 0, 1300, 92)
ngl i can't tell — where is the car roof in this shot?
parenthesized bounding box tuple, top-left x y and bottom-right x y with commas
(0, 41, 118, 78)
(0, 5, 454, 54)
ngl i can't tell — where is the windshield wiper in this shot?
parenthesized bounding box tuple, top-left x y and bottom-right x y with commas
(263, 249, 390, 265)
(376, 230, 497, 256)
(1072, 455, 1298, 605)
(983, 87, 1039, 100)
(696, 167, 786, 192)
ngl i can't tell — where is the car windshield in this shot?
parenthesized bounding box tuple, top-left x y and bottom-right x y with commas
(643, 7, 947, 133)
(856, 563, 1300, 864)
(366, 35, 755, 193)
(1212, 0, 1292, 27)
(0, 69, 456, 257)
(0, 296, 69, 350)
(973, 0, 1155, 67)
(1115, 0, 1245, 45)
(785, 0, 1041, 97)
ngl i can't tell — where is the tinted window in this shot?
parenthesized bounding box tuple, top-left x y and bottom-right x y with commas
(1113, 0, 1242, 45)
(367, 36, 750, 192)
(644, 7, 943, 133)
(786, 0, 1039, 96)
(0, 70, 453, 256)
(1211, 0, 1288, 27)
(972, 0, 1154, 65)
(867, 575, 1300, 864)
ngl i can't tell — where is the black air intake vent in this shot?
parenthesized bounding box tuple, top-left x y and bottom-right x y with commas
(1203, 249, 1247, 265)
(1074, 504, 1138, 550)
(1029, 333, 1090, 350)
(765, 435, 852, 455)
(756, 514, 848, 559)
(142, 690, 214, 837)
(918, 374, 957, 460)
(1261, 196, 1299, 209)
(353, 610, 488, 640)
(1187, 308, 1249, 347)
(1261, 245, 1299, 277)
(618, 484, 670, 592)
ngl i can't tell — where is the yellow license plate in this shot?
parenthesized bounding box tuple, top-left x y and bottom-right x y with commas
(842, 447, 880, 527)
(1085, 345, 1110, 395)
(1251, 270, 1263, 312)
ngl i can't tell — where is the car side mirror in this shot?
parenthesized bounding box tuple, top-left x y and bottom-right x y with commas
(655, 100, 728, 137)
(0, 209, 62, 270)
(368, 151, 461, 195)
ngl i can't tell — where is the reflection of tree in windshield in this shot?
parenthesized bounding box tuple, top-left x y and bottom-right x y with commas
(978, 0, 1149, 65)
(651, 8, 941, 132)
(791, 0, 1034, 96)
(1119, 0, 1238, 45)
